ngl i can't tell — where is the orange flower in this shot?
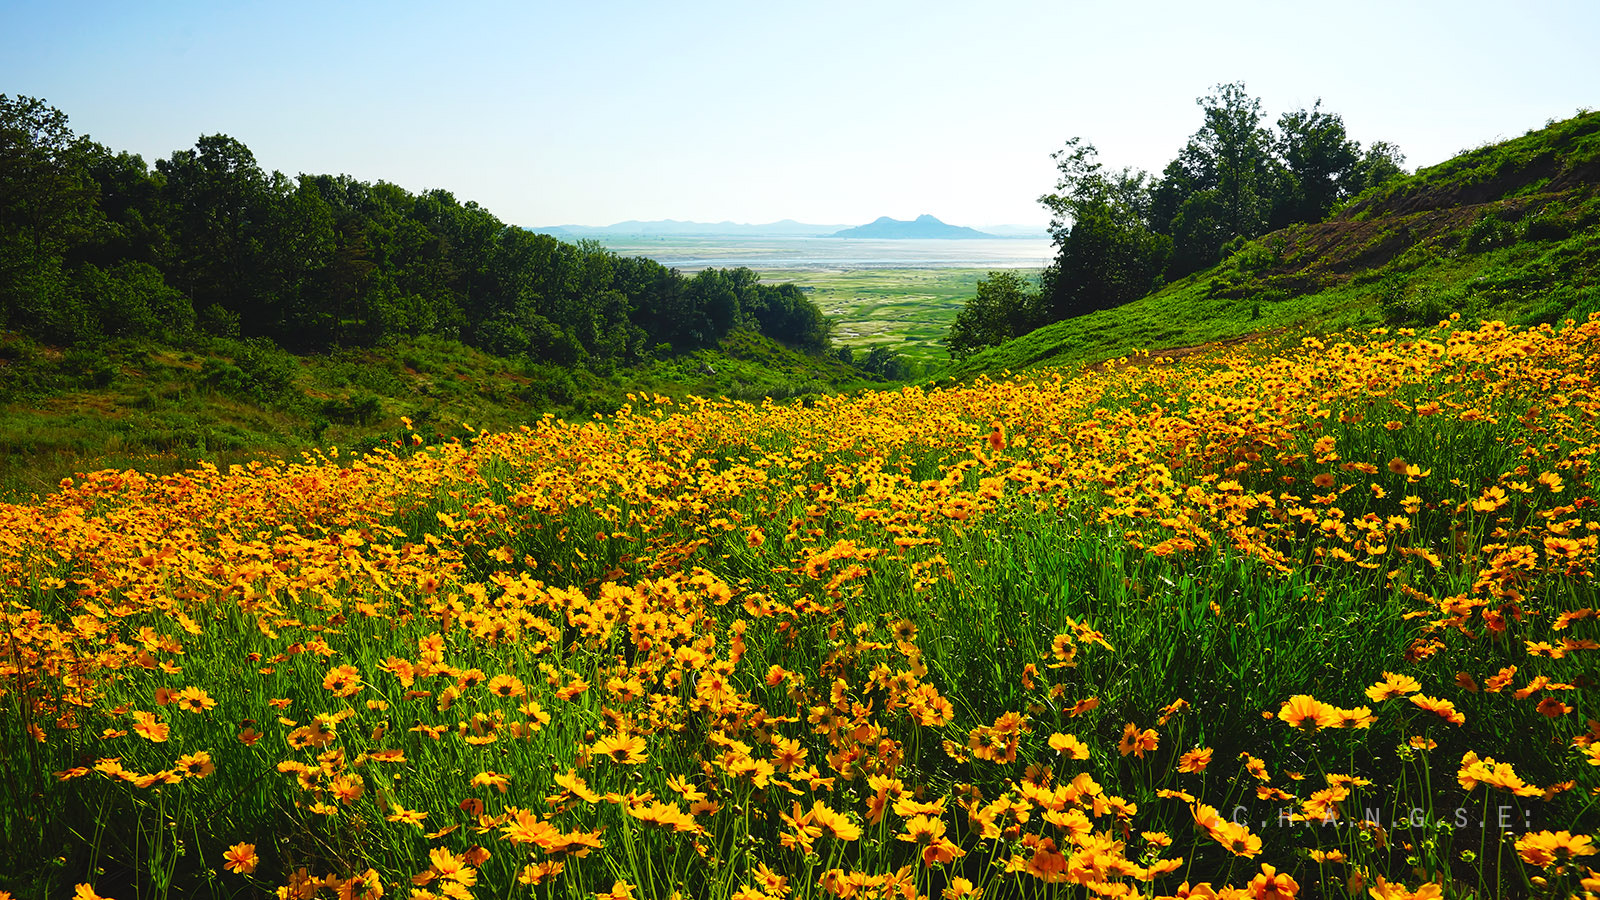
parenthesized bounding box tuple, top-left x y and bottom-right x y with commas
(1410, 695, 1465, 726)
(487, 673, 525, 698)
(386, 806, 427, 829)
(592, 733, 648, 765)
(322, 664, 362, 698)
(555, 677, 590, 701)
(1365, 875, 1443, 899)
(943, 877, 979, 900)
(471, 770, 510, 793)
(130, 710, 169, 743)
(1537, 697, 1572, 718)
(1516, 830, 1597, 868)
(175, 751, 214, 779)
(1365, 672, 1421, 703)
(808, 800, 861, 842)
(1249, 863, 1299, 899)
(1068, 696, 1100, 716)
(174, 686, 216, 714)
(1240, 753, 1270, 781)
(1334, 706, 1376, 728)
(222, 842, 259, 874)
(1177, 748, 1213, 773)
(1277, 695, 1339, 731)
(1048, 732, 1090, 760)
(1118, 723, 1159, 758)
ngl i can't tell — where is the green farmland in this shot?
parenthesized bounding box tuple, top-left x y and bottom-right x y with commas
(756, 267, 1044, 363)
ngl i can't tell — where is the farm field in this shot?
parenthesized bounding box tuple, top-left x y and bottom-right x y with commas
(3, 314, 1598, 899)
(592, 234, 1053, 365)
(755, 269, 1039, 365)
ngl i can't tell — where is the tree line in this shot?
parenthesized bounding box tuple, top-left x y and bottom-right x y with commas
(0, 95, 833, 364)
(947, 83, 1408, 358)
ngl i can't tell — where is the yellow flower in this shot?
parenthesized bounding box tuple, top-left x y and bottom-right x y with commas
(1249, 863, 1298, 898)
(1048, 732, 1090, 760)
(1516, 830, 1597, 868)
(222, 842, 259, 874)
(1177, 748, 1213, 773)
(1277, 695, 1339, 731)
(471, 770, 510, 793)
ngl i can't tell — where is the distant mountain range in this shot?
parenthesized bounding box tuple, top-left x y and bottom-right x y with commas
(831, 215, 992, 239)
(532, 217, 1048, 239)
(539, 219, 844, 237)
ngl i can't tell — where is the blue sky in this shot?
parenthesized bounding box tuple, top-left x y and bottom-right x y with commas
(4, 0, 1597, 227)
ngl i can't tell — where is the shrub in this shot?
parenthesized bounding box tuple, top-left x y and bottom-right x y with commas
(1461, 213, 1518, 252)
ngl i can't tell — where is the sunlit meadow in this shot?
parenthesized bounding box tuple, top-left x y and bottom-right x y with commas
(4, 314, 1599, 900)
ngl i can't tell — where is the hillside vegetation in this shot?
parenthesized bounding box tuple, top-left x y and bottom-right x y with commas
(0, 93, 884, 495)
(4, 314, 1598, 899)
(946, 110, 1600, 379)
(0, 327, 874, 497)
(6, 94, 1600, 900)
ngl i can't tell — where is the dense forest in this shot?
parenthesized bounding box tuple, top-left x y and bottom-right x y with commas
(0, 95, 833, 364)
(946, 83, 1409, 357)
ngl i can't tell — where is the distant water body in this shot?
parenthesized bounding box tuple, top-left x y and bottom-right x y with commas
(595, 236, 1055, 272)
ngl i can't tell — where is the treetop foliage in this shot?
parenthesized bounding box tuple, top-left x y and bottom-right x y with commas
(948, 83, 1409, 359)
(0, 96, 834, 363)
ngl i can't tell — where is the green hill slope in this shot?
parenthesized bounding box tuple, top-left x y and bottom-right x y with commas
(0, 328, 876, 497)
(946, 110, 1600, 379)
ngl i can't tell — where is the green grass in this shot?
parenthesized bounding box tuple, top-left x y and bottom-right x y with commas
(9, 109, 1600, 900)
(947, 149, 1600, 382)
(0, 330, 874, 499)
(4, 316, 1597, 898)
(1346, 108, 1600, 219)
(758, 269, 1042, 365)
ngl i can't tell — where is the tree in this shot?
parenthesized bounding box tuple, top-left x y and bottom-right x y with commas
(946, 270, 1044, 358)
(1036, 139, 1170, 319)
(1273, 101, 1362, 226)
(1050, 202, 1171, 319)
(859, 345, 906, 380)
(0, 96, 838, 369)
(155, 134, 275, 330)
(1350, 141, 1408, 195)
(1192, 82, 1276, 242)
(265, 178, 336, 346)
(1148, 83, 1282, 277)
(80, 144, 166, 268)
(0, 95, 99, 338)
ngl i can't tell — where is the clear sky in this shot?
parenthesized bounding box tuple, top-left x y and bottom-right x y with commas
(4, 0, 1597, 228)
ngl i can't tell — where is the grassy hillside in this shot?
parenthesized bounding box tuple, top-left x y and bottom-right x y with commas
(5, 314, 1598, 899)
(0, 329, 876, 497)
(9, 111, 1600, 900)
(946, 110, 1600, 380)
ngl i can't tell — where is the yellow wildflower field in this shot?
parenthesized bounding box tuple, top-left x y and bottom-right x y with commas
(3, 315, 1598, 899)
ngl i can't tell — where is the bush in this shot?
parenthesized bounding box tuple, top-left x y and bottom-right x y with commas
(1461, 213, 1518, 252)
(198, 303, 241, 338)
(61, 347, 116, 389)
(203, 338, 300, 405)
(518, 362, 578, 408)
(321, 393, 382, 426)
(76, 262, 194, 339)
(1522, 210, 1573, 242)
(1379, 275, 1451, 325)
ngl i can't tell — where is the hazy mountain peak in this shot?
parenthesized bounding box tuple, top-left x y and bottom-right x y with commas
(832, 215, 994, 239)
